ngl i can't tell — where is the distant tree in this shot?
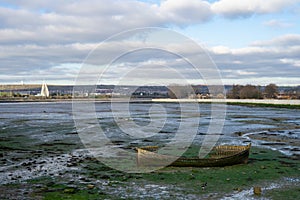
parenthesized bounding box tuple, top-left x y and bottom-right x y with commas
(239, 85, 262, 99)
(168, 84, 193, 99)
(13, 92, 22, 97)
(264, 83, 278, 99)
(297, 86, 300, 98)
(227, 84, 241, 99)
(257, 85, 263, 99)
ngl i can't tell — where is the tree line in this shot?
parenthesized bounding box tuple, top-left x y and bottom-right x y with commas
(227, 83, 278, 99)
(167, 83, 300, 99)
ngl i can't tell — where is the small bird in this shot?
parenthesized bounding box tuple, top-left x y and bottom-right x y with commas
(201, 182, 207, 190)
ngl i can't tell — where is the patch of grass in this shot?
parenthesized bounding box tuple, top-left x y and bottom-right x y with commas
(26, 176, 53, 184)
(265, 187, 300, 200)
(43, 188, 109, 200)
(226, 102, 300, 109)
(29, 180, 106, 200)
(141, 147, 300, 196)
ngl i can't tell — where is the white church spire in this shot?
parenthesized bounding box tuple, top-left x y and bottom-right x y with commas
(41, 82, 49, 97)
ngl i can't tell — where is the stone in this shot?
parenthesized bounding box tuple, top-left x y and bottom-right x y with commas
(87, 184, 95, 189)
(253, 187, 262, 195)
(236, 132, 243, 136)
(233, 188, 242, 192)
(64, 188, 76, 194)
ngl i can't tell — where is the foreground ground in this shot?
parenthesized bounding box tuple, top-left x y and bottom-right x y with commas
(0, 142, 299, 199)
(0, 102, 299, 199)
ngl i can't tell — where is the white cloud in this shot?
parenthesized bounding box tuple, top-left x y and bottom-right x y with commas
(211, 46, 232, 55)
(280, 58, 300, 67)
(251, 34, 300, 47)
(231, 46, 271, 55)
(0, 0, 214, 46)
(263, 19, 293, 28)
(236, 70, 257, 75)
(210, 34, 300, 83)
(159, 0, 212, 24)
(0, 0, 299, 85)
(211, 0, 299, 18)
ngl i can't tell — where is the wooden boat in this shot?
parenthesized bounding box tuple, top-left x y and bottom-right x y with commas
(136, 144, 251, 167)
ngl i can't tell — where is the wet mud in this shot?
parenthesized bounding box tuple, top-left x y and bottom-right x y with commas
(0, 102, 299, 199)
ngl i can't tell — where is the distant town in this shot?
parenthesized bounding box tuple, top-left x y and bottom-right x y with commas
(0, 83, 299, 101)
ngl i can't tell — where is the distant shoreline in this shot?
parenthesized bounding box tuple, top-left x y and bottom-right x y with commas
(152, 98, 300, 105)
(152, 98, 300, 108)
(0, 98, 153, 103)
(1, 98, 300, 108)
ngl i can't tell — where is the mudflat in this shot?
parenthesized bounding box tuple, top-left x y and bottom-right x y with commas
(0, 102, 299, 199)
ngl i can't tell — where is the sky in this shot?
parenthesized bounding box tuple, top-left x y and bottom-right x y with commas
(0, 0, 300, 86)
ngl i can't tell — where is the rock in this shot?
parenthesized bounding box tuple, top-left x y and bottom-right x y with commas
(236, 132, 243, 136)
(40, 187, 49, 192)
(253, 187, 262, 195)
(79, 177, 87, 181)
(87, 184, 95, 189)
(201, 182, 207, 190)
(100, 174, 110, 179)
(21, 162, 32, 166)
(67, 162, 78, 167)
(233, 188, 242, 192)
(64, 188, 76, 194)
(37, 160, 46, 164)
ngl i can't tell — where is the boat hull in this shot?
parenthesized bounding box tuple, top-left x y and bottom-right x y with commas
(137, 144, 251, 167)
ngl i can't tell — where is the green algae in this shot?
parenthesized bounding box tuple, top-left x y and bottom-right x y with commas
(141, 147, 299, 196)
(226, 102, 300, 109)
(29, 147, 299, 199)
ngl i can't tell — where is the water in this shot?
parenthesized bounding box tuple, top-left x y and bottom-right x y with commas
(1, 102, 299, 155)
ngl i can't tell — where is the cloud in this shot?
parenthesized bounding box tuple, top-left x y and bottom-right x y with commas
(0, 0, 213, 84)
(280, 58, 300, 67)
(0, 0, 214, 46)
(263, 19, 293, 28)
(211, 46, 231, 55)
(251, 34, 300, 47)
(209, 34, 300, 83)
(211, 0, 299, 18)
(159, 0, 213, 24)
(0, 0, 299, 85)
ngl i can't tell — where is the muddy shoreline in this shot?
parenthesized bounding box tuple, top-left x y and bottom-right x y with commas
(1, 143, 299, 199)
(0, 102, 299, 199)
